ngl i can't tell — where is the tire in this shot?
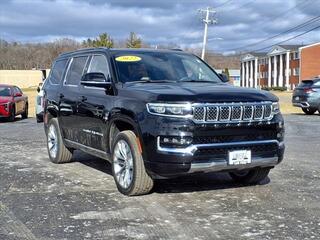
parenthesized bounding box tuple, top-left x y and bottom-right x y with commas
(8, 106, 15, 122)
(229, 168, 270, 184)
(111, 130, 154, 196)
(302, 108, 316, 115)
(46, 118, 73, 164)
(21, 103, 28, 119)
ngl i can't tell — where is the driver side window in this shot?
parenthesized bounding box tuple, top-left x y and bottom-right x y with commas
(88, 55, 110, 81)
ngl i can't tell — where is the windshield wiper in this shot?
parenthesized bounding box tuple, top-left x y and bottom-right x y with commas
(179, 79, 215, 83)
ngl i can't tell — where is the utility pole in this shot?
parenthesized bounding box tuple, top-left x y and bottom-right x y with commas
(199, 7, 217, 60)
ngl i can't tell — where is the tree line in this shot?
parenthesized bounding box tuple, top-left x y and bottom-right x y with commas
(0, 32, 240, 70)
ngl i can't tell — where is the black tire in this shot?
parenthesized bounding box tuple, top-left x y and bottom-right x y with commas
(111, 130, 154, 196)
(302, 108, 316, 115)
(46, 118, 73, 164)
(229, 168, 270, 184)
(21, 103, 28, 119)
(8, 106, 15, 122)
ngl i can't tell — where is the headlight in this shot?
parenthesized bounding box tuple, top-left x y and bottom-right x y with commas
(146, 103, 192, 117)
(272, 102, 280, 114)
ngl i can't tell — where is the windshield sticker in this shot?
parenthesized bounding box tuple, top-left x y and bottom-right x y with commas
(115, 56, 141, 62)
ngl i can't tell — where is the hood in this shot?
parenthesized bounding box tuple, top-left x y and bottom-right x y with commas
(121, 82, 278, 103)
(0, 96, 13, 104)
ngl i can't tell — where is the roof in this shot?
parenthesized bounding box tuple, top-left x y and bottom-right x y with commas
(278, 45, 304, 51)
(299, 42, 320, 51)
(0, 84, 13, 87)
(58, 47, 188, 58)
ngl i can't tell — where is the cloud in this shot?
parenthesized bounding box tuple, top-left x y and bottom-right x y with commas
(0, 0, 319, 52)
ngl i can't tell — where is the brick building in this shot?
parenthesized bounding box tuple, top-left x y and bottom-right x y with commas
(240, 43, 320, 89)
(299, 42, 320, 80)
(241, 44, 303, 89)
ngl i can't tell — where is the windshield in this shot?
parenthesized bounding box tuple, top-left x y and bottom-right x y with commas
(113, 52, 222, 83)
(0, 87, 11, 97)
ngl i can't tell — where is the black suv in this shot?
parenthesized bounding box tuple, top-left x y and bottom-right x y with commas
(43, 48, 285, 196)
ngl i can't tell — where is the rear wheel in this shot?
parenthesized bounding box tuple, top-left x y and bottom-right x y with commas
(229, 168, 270, 184)
(112, 130, 154, 196)
(46, 118, 73, 163)
(302, 108, 316, 115)
(21, 103, 28, 119)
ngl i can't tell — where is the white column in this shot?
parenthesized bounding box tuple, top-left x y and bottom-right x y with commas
(241, 62, 245, 87)
(268, 57, 271, 87)
(279, 54, 283, 87)
(254, 58, 258, 88)
(246, 61, 249, 87)
(273, 55, 277, 87)
(250, 60, 253, 87)
(286, 51, 290, 90)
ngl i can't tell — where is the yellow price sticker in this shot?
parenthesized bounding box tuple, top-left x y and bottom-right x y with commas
(115, 56, 142, 62)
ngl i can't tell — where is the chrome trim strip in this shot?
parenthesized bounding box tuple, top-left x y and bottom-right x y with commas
(157, 137, 281, 156)
(188, 157, 279, 173)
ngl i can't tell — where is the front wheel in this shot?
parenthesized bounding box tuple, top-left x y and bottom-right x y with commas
(302, 108, 316, 115)
(8, 106, 15, 122)
(46, 118, 73, 163)
(229, 168, 270, 184)
(21, 104, 28, 119)
(112, 130, 154, 196)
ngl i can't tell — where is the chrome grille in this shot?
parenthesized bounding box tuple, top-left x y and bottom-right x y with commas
(206, 106, 218, 121)
(192, 102, 274, 123)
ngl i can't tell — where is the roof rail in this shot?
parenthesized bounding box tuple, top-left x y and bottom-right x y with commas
(59, 47, 109, 57)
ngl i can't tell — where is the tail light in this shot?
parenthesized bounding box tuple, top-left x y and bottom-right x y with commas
(304, 88, 317, 94)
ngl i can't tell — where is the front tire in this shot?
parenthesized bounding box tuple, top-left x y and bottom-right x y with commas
(8, 106, 15, 122)
(112, 130, 154, 196)
(21, 104, 28, 119)
(46, 118, 73, 164)
(229, 168, 270, 184)
(302, 108, 316, 115)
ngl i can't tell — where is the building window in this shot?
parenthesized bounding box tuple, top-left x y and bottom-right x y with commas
(293, 52, 299, 60)
(293, 68, 300, 76)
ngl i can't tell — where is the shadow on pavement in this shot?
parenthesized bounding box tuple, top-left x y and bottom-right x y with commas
(74, 150, 271, 194)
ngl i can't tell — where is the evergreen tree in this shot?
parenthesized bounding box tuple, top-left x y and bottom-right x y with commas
(126, 32, 142, 48)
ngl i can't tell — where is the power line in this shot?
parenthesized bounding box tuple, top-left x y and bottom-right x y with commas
(215, 0, 233, 9)
(226, 15, 320, 51)
(252, 24, 320, 52)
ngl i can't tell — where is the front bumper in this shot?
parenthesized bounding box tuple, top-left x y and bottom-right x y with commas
(0, 104, 10, 117)
(140, 113, 285, 178)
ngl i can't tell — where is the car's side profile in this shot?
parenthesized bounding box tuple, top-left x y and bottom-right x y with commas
(292, 78, 320, 115)
(0, 84, 28, 121)
(43, 48, 285, 196)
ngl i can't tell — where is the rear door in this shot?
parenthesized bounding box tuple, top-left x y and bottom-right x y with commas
(77, 54, 113, 151)
(59, 55, 89, 142)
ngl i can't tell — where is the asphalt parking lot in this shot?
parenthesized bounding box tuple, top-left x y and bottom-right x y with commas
(0, 115, 319, 240)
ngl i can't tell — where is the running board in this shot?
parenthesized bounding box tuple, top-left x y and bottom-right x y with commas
(64, 139, 111, 162)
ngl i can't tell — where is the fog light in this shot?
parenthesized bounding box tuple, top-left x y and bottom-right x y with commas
(160, 136, 193, 147)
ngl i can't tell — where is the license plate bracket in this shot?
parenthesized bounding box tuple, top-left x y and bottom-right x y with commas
(228, 150, 251, 165)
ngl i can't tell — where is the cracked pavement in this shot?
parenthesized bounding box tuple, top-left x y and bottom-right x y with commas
(0, 115, 319, 240)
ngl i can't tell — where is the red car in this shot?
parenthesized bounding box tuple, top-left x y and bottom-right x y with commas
(0, 84, 28, 121)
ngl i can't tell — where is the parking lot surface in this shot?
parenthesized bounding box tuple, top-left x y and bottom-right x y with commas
(0, 115, 319, 240)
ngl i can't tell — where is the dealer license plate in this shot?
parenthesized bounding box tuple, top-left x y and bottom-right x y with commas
(228, 150, 251, 165)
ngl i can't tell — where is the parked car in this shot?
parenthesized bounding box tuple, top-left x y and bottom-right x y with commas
(0, 84, 28, 121)
(292, 78, 320, 115)
(36, 78, 47, 123)
(43, 48, 285, 196)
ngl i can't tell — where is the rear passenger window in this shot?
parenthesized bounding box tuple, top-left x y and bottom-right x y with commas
(50, 59, 68, 84)
(65, 56, 88, 86)
(88, 55, 110, 80)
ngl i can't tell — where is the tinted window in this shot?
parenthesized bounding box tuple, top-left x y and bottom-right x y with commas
(0, 87, 11, 96)
(50, 59, 68, 84)
(113, 52, 221, 83)
(88, 55, 110, 80)
(13, 87, 22, 95)
(313, 80, 320, 86)
(65, 56, 88, 85)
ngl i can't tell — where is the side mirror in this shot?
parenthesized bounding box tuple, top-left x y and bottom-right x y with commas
(37, 87, 41, 93)
(14, 92, 22, 97)
(81, 72, 111, 88)
(219, 73, 229, 83)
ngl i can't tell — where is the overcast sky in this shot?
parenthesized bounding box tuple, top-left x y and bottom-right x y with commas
(0, 0, 319, 53)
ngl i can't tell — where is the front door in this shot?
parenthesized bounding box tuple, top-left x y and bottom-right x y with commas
(77, 54, 114, 151)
